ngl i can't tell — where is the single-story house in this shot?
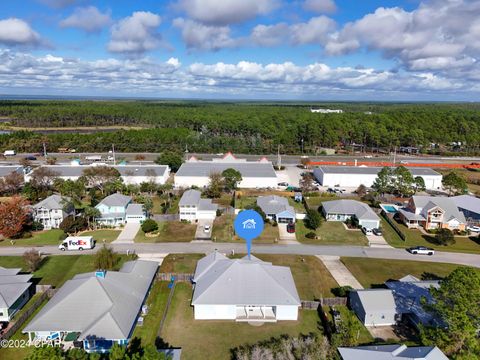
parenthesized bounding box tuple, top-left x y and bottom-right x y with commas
(452, 194, 480, 224)
(257, 195, 295, 223)
(32, 194, 74, 229)
(179, 189, 218, 221)
(23, 260, 158, 353)
(313, 166, 442, 190)
(95, 193, 146, 226)
(322, 199, 380, 229)
(175, 153, 278, 189)
(338, 345, 449, 360)
(0, 266, 33, 322)
(192, 252, 301, 322)
(385, 275, 442, 329)
(25, 165, 170, 185)
(349, 289, 398, 326)
(397, 196, 466, 231)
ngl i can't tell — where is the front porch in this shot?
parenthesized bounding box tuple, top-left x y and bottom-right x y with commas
(235, 306, 277, 322)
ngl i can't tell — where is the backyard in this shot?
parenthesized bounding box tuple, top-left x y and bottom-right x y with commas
(296, 221, 369, 246)
(381, 217, 480, 254)
(159, 253, 204, 273)
(162, 282, 324, 360)
(135, 221, 196, 243)
(340, 257, 462, 288)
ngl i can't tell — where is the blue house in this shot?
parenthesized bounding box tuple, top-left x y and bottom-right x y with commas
(257, 195, 295, 223)
(95, 193, 146, 226)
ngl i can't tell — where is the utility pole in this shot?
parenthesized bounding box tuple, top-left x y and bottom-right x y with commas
(393, 146, 397, 166)
(277, 145, 281, 169)
(185, 144, 189, 161)
(112, 144, 116, 165)
(43, 143, 47, 160)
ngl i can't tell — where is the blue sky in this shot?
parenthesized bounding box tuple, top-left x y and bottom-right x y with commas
(0, 0, 479, 100)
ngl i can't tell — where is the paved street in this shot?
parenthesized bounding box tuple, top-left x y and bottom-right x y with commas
(1, 243, 479, 268)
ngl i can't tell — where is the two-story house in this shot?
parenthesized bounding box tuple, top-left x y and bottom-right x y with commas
(95, 193, 146, 226)
(398, 196, 466, 231)
(178, 189, 218, 221)
(32, 194, 74, 229)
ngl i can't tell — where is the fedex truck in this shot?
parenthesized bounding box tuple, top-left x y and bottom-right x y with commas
(59, 236, 94, 251)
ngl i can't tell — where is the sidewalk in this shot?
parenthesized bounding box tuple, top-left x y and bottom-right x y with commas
(317, 255, 364, 289)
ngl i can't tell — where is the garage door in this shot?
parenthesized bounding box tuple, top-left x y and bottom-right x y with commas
(278, 217, 293, 224)
(359, 220, 379, 229)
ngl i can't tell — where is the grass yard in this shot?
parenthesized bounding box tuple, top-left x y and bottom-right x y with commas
(212, 193, 234, 207)
(288, 197, 306, 213)
(0, 229, 65, 247)
(81, 229, 120, 243)
(132, 281, 170, 346)
(381, 218, 480, 254)
(234, 196, 256, 209)
(159, 254, 204, 273)
(341, 257, 462, 288)
(336, 306, 374, 344)
(296, 221, 369, 246)
(135, 221, 196, 243)
(212, 214, 279, 243)
(162, 282, 324, 360)
(249, 254, 338, 299)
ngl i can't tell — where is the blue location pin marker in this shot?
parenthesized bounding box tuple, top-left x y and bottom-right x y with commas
(234, 209, 264, 259)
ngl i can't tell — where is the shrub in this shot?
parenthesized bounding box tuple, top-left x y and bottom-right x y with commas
(305, 232, 317, 239)
(22, 232, 33, 239)
(332, 285, 353, 297)
(435, 228, 455, 246)
(94, 245, 118, 270)
(305, 209, 322, 230)
(31, 221, 44, 231)
(23, 249, 42, 272)
(141, 219, 158, 233)
(272, 221, 278, 227)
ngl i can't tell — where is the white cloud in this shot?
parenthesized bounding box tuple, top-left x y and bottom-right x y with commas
(176, 0, 279, 25)
(303, 0, 337, 14)
(173, 18, 238, 51)
(250, 23, 289, 46)
(108, 12, 162, 55)
(60, 6, 111, 33)
(290, 16, 336, 45)
(0, 18, 41, 46)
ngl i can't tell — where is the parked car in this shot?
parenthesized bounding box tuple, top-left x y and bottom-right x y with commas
(373, 228, 382, 236)
(204, 225, 211, 233)
(24, 155, 37, 161)
(407, 246, 435, 255)
(467, 225, 480, 233)
(286, 222, 295, 233)
(362, 227, 373, 235)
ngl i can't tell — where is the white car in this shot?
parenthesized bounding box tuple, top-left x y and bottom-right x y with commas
(362, 227, 373, 235)
(408, 246, 435, 255)
(204, 225, 211, 233)
(467, 225, 480, 233)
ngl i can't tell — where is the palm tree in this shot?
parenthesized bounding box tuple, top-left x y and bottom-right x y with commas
(83, 206, 101, 230)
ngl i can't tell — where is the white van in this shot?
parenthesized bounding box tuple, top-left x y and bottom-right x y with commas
(4, 150, 16, 156)
(59, 236, 94, 251)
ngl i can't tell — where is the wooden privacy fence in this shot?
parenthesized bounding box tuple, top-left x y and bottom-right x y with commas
(0, 287, 56, 341)
(381, 211, 406, 241)
(156, 273, 194, 282)
(301, 297, 347, 310)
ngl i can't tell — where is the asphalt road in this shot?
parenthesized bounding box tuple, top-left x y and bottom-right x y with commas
(1, 243, 479, 268)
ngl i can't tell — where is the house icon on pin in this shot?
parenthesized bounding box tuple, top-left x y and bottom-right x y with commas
(242, 219, 256, 229)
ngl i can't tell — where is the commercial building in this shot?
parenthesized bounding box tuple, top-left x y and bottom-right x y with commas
(192, 252, 301, 322)
(23, 260, 158, 353)
(178, 189, 218, 221)
(313, 166, 442, 190)
(175, 153, 277, 189)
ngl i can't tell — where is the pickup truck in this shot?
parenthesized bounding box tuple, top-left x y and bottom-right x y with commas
(407, 246, 435, 256)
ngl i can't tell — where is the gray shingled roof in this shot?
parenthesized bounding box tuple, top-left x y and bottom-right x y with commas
(412, 196, 466, 223)
(198, 199, 218, 212)
(0, 267, 32, 309)
(314, 166, 441, 176)
(257, 195, 295, 216)
(24, 260, 157, 340)
(33, 194, 71, 210)
(126, 204, 144, 216)
(0, 267, 21, 276)
(338, 345, 449, 360)
(0, 274, 32, 285)
(322, 199, 380, 221)
(192, 252, 300, 306)
(452, 195, 480, 215)
(97, 193, 132, 208)
(352, 289, 396, 313)
(179, 189, 201, 206)
(31, 165, 168, 178)
(176, 162, 276, 178)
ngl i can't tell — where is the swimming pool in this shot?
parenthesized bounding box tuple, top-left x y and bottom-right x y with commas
(380, 204, 399, 213)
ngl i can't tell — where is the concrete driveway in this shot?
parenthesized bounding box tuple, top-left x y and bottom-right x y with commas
(278, 224, 298, 244)
(194, 219, 214, 241)
(367, 234, 392, 248)
(113, 223, 140, 244)
(317, 255, 364, 289)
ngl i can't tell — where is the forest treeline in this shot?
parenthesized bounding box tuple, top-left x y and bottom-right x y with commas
(0, 100, 480, 154)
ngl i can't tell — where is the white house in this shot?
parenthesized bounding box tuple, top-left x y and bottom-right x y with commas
(257, 195, 295, 223)
(313, 166, 442, 190)
(192, 252, 301, 322)
(0, 267, 32, 322)
(26, 164, 170, 185)
(95, 193, 146, 226)
(32, 194, 75, 229)
(175, 153, 278, 189)
(338, 345, 449, 360)
(23, 260, 157, 353)
(322, 199, 380, 229)
(349, 289, 398, 327)
(178, 189, 218, 221)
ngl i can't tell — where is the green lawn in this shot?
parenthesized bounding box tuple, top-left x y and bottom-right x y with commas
(81, 229, 120, 243)
(381, 218, 480, 254)
(212, 193, 234, 207)
(341, 257, 462, 288)
(159, 254, 204, 273)
(234, 196, 256, 209)
(212, 214, 279, 243)
(135, 221, 196, 243)
(0, 229, 65, 247)
(162, 283, 324, 360)
(132, 281, 170, 346)
(296, 221, 369, 246)
(336, 306, 374, 344)
(288, 197, 306, 213)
